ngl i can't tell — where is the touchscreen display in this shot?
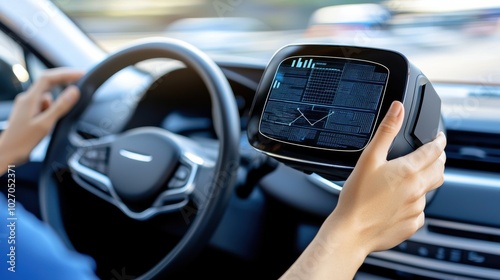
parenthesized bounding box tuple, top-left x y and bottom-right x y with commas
(259, 56, 389, 151)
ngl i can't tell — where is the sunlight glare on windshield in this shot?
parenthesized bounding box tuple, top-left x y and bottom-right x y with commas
(54, 0, 500, 84)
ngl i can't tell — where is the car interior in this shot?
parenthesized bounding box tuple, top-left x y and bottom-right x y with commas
(1, 0, 500, 279)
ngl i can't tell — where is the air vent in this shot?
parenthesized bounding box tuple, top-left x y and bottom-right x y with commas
(445, 129, 500, 172)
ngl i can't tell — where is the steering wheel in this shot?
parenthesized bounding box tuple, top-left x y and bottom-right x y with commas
(39, 38, 241, 278)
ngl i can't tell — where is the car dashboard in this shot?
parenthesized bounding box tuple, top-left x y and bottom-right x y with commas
(12, 57, 500, 279)
(2, 0, 500, 278)
(89, 60, 499, 279)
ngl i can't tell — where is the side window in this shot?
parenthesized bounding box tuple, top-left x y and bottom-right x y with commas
(0, 31, 31, 101)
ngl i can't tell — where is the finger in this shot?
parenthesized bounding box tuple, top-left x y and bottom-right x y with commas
(413, 150, 446, 193)
(440, 150, 447, 165)
(397, 132, 446, 174)
(417, 195, 427, 213)
(416, 211, 425, 230)
(40, 92, 53, 112)
(28, 68, 84, 97)
(361, 101, 404, 162)
(427, 151, 446, 192)
(35, 85, 80, 126)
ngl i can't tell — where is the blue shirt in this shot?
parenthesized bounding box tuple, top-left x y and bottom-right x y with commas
(0, 193, 98, 279)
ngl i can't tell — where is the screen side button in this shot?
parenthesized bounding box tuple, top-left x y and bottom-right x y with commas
(412, 83, 441, 147)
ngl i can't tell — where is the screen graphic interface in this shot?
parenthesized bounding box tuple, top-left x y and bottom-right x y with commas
(259, 56, 389, 151)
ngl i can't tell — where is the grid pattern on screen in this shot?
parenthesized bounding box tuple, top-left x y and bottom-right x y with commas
(302, 68, 342, 105)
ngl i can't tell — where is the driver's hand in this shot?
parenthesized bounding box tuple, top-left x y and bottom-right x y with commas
(279, 101, 446, 280)
(0, 68, 83, 168)
(326, 101, 446, 254)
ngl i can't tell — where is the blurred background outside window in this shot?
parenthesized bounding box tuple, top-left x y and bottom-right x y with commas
(54, 0, 500, 85)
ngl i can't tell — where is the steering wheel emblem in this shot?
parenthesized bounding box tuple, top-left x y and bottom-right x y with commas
(119, 149, 152, 162)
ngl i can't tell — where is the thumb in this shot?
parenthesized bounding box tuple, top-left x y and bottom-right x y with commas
(38, 85, 81, 125)
(361, 101, 404, 162)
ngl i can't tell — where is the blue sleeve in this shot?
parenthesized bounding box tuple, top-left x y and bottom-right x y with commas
(0, 193, 99, 280)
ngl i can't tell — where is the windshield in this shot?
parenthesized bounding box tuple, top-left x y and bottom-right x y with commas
(55, 0, 500, 84)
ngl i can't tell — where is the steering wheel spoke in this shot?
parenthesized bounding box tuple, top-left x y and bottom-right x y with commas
(68, 127, 219, 221)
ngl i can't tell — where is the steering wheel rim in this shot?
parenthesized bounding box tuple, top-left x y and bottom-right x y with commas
(39, 37, 241, 278)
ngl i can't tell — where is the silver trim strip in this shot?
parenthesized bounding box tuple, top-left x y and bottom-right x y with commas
(427, 218, 500, 237)
(307, 173, 343, 194)
(261, 148, 354, 169)
(308, 167, 500, 197)
(445, 170, 500, 189)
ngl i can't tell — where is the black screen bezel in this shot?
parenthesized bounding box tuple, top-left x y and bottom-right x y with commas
(247, 44, 409, 168)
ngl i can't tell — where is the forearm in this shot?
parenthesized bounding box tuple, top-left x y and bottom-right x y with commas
(0, 161, 8, 176)
(0, 138, 16, 176)
(280, 215, 368, 280)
